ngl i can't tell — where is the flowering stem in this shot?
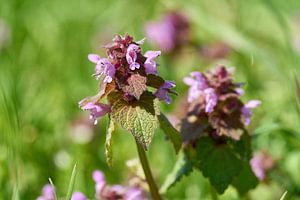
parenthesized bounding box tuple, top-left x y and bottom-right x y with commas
(136, 141, 162, 200)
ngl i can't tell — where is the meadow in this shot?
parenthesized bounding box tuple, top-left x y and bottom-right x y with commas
(1, 0, 300, 199)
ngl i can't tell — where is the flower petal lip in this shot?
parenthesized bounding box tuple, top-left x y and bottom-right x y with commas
(155, 80, 176, 104)
(126, 44, 141, 70)
(144, 50, 161, 74)
(245, 100, 261, 108)
(88, 54, 101, 64)
(80, 102, 111, 125)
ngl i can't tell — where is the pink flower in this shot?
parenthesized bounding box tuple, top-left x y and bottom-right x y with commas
(183, 71, 208, 103)
(125, 187, 147, 200)
(204, 88, 218, 113)
(71, 192, 87, 200)
(88, 54, 115, 83)
(154, 81, 176, 104)
(144, 50, 161, 75)
(79, 102, 111, 125)
(126, 44, 141, 70)
(250, 151, 274, 181)
(241, 100, 261, 125)
(93, 170, 106, 196)
(36, 184, 55, 200)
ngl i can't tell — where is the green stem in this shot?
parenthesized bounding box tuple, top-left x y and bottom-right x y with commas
(136, 141, 162, 200)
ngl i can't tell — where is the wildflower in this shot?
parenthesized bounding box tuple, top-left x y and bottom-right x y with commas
(204, 88, 217, 113)
(88, 55, 115, 82)
(155, 81, 176, 104)
(80, 34, 175, 125)
(250, 151, 274, 181)
(79, 101, 111, 125)
(126, 187, 148, 200)
(126, 44, 141, 70)
(144, 50, 161, 75)
(93, 170, 106, 196)
(36, 184, 55, 200)
(241, 100, 261, 125)
(181, 66, 261, 141)
(92, 170, 148, 200)
(183, 71, 208, 103)
(71, 192, 87, 200)
(145, 11, 190, 53)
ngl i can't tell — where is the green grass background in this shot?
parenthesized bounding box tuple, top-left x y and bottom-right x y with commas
(1, 0, 300, 199)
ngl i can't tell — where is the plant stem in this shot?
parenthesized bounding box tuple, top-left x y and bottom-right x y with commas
(136, 141, 162, 200)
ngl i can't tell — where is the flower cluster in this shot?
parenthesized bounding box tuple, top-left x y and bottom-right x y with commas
(145, 11, 190, 53)
(79, 34, 175, 125)
(181, 66, 261, 141)
(92, 170, 147, 200)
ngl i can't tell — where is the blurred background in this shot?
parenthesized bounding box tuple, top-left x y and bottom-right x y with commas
(1, 0, 300, 199)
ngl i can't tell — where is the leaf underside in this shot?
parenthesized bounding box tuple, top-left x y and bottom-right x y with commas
(110, 91, 160, 150)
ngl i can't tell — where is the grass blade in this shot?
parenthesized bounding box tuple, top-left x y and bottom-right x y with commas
(48, 178, 58, 200)
(280, 191, 288, 200)
(66, 163, 78, 200)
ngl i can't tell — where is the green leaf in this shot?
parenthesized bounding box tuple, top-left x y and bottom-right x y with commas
(105, 117, 115, 167)
(123, 74, 147, 100)
(110, 92, 160, 149)
(232, 161, 259, 195)
(230, 133, 252, 161)
(158, 113, 182, 153)
(66, 163, 77, 200)
(160, 152, 193, 193)
(196, 137, 243, 194)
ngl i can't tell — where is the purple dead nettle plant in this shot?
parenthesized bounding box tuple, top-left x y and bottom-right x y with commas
(79, 34, 181, 200)
(181, 66, 261, 141)
(161, 66, 261, 195)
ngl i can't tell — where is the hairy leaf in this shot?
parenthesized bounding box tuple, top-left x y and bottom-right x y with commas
(123, 74, 147, 100)
(232, 162, 259, 195)
(110, 92, 160, 149)
(158, 114, 182, 153)
(160, 152, 193, 193)
(196, 137, 243, 194)
(105, 117, 115, 167)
